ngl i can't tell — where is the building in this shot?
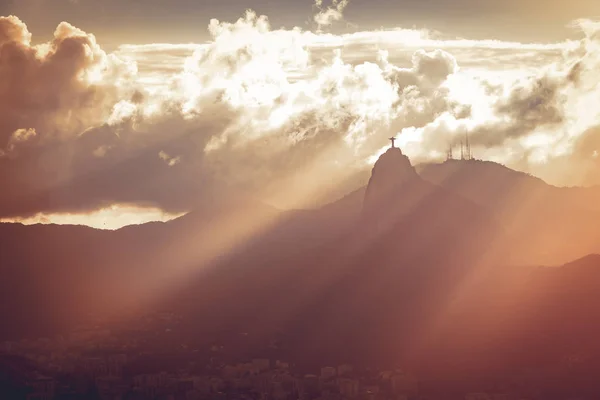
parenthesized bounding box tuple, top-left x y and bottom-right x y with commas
(26, 375, 56, 400)
(95, 376, 129, 400)
(133, 371, 171, 389)
(337, 364, 353, 377)
(338, 378, 359, 398)
(320, 367, 337, 381)
(252, 358, 271, 373)
(82, 357, 109, 378)
(276, 360, 290, 370)
(106, 354, 128, 376)
(390, 372, 418, 396)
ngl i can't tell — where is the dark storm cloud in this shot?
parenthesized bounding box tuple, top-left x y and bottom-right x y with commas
(474, 75, 569, 146)
(0, 111, 236, 217)
(0, 16, 134, 148)
(0, 16, 210, 217)
(467, 54, 588, 149)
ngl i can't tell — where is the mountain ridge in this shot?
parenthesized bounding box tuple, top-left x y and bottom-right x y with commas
(2, 154, 600, 369)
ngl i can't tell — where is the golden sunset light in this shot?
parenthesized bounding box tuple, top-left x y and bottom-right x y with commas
(2, 1, 600, 398)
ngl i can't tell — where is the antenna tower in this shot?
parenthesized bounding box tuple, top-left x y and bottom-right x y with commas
(461, 133, 473, 160)
(446, 144, 454, 161)
(467, 133, 472, 160)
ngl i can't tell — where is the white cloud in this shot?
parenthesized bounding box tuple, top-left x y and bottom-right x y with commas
(313, 0, 349, 32)
(92, 145, 112, 158)
(158, 150, 181, 167)
(2, 9, 600, 220)
(11, 127, 36, 143)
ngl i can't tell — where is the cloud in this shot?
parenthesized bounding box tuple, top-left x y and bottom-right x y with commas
(394, 20, 600, 187)
(7, 127, 36, 150)
(92, 144, 111, 158)
(0, 204, 183, 230)
(158, 150, 181, 167)
(0, 10, 461, 216)
(466, 65, 575, 148)
(1, 10, 600, 221)
(0, 15, 31, 45)
(412, 49, 458, 87)
(314, 0, 349, 32)
(0, 15, 137, 147)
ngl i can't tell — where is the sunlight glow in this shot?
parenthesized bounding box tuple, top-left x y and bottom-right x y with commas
(0, 205, 184, 230)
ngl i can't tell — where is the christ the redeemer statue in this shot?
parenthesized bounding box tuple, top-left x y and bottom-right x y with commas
(389, 137, 396, 148)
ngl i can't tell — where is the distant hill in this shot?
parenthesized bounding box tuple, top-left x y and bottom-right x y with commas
(418, 159, 600, 264)
(160, 150, 600, 396)
(0, 184, 357, 340)
(4, 151, 600, 398)
(417, 253, 600, 387)
(162, 147, 510, 366)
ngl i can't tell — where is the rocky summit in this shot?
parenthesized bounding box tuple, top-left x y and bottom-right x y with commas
(362, 146, 419, 218)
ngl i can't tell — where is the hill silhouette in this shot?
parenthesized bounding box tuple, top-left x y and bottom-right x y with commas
(3, 149, 600, 396)
(162, 146, 507, 362)
(157, 149, 600, 394)
(418, 159, 600, 264)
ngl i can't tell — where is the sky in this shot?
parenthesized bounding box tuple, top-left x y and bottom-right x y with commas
(1, 0, 600, 228)
(3, 0, 599, 45)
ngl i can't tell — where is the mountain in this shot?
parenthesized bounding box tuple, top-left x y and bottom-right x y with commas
(0, 184, 359, 340)
(363, 146, 419, 213)
(415, 253, 600, 391)
(418, 159, 600, 264)
(159, 146, 510, 368)
(4, 148, 600, 397)
(160, 148, 600, 393)
(0, 191, 277, 339)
